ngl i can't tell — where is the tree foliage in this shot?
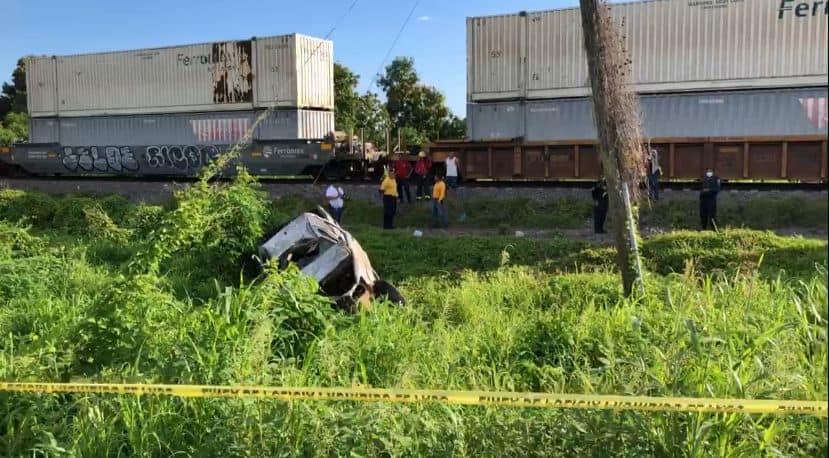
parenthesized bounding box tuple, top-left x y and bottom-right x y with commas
(0, 58, 28, 146)
(0, 58, 26, 119)
(0, 112, 28, 146)
(334, 59, 465, 151)
(377, 57, 462, 145)
(333, 63, 360, 135)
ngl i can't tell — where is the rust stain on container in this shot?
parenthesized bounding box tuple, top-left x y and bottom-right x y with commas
(212, 41, 253, 104)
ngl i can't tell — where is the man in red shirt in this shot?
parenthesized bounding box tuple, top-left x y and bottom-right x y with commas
(393, 154, 413, 204)
(414, 151, 433, 201)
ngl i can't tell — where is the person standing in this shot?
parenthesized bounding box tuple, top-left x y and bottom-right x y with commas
(591, 179, 609, 234)
(379, 168, 398, 230)
(444, 152, 460, 192)
(431, 173, 449, 229)
(414, 151, 433, 201)
(325, 184, 345, 224)
(700, 168, 721, 231)
(393, 154, 413, 204)
(647, 148, 662, 201)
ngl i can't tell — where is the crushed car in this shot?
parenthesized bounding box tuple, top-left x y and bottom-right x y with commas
(258, 207, 404, 311)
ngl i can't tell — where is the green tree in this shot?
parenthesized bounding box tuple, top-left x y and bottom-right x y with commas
(0, 58, 27, 119)
(377, 57, 458, 146)
(333, 62, 360, 134)
(353, 91, 390, 148)
(439, 115, 466, 140)
(0, 112, 28, 146)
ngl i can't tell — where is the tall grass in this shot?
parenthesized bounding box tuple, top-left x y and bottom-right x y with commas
(0, 185, 827, 456)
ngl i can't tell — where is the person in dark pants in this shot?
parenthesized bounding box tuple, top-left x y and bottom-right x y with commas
(393, 154, 413, 204)
(414, 152, 433, 201)
(700, 168, 721, 231)
(591, 179, 609, 234)
(379, 168, 398, 229)
(647, 148, 662, 201)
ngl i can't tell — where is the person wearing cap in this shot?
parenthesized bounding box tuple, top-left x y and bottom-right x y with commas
(414, 151, 433, 201)
(379, 167, 399, 229)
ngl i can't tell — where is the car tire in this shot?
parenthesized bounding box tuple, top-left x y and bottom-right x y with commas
(373, 280, 405, 305)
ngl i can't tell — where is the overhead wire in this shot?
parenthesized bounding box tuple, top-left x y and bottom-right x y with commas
(367, 0, 423, 91)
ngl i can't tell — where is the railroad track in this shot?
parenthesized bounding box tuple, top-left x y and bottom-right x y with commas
(2, 175, 826, 192)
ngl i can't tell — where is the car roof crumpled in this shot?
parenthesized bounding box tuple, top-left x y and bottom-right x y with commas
(258, 211, 379, 298)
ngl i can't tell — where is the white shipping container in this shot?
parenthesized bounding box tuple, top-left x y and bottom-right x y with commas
(466, 13, 526, 100)
(27, 34, 333, 118)
(468, 0, 829, 101)
(255, 35, 334, 111)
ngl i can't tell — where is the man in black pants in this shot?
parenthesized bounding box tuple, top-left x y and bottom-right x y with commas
(700, 168, 721, 231)
(591, 179, 609, 234)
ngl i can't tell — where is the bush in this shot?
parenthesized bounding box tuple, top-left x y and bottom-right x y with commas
(0, 185, 827, 456)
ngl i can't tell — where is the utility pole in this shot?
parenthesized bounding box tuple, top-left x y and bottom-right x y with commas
(579, 0, 645, 296)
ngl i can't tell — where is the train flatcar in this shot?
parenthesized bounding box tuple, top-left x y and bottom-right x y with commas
(428, 87, 828, 182)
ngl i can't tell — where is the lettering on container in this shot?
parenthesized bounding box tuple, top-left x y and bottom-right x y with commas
(61, 146, 139, 172)
(145, 145, 222, 170)
(687, 0, 745, 11)
(263, 146, 305, 159)
(778, 0, 828, 18)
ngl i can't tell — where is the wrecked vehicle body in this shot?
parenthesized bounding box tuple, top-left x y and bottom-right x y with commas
(258, 208, 404, 310)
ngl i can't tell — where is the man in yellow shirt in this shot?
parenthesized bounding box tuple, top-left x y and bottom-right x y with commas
(379, 167, 398, 229)
(431, 173, 448, 229)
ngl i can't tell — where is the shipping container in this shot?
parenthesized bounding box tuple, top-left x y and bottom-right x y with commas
(468, 0, 829, 102)
(466, 101, 525, 141)
(26, 34, 334, 117)
(467, 87, 828, 142)
(29, 109, 334, 146)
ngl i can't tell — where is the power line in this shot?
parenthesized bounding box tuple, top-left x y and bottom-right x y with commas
(367, 0, 422, 91)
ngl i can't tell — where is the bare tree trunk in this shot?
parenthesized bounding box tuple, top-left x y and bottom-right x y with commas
(579, 0, 645, 296)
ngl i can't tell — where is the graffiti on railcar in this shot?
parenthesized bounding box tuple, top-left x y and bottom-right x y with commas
(145, 145, 223, 170)
(61, 146, 140, 173)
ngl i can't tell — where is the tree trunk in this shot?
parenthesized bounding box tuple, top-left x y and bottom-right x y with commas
(579, 0, 645, 296)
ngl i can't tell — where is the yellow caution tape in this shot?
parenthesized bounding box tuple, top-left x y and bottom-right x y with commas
(0, 382, 826, 417)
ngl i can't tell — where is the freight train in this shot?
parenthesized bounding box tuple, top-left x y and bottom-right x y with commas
(0, 34, 363, 179)
(2, 0, 827, 182)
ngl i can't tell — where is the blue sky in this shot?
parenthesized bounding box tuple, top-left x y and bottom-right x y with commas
(0, 0, 581, 116)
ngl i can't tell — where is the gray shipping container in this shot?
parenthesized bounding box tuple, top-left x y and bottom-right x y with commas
(468, 0, 829, 101)
(29, 109, 334, 146)
(26, 34, 334, 117)
(467, 87, 828, 142)
(466, 102, 525, 141)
